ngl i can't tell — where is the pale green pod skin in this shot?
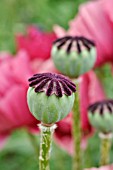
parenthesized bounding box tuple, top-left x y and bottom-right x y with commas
(51, 46, 96, 78)
(27, 87, 75, 124)
(88, 111, 113, 133)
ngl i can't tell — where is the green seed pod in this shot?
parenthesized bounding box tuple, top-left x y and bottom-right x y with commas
(88, 100, 113, 134)
(27, 73, 76, 124)
(51, 36, 96, 78)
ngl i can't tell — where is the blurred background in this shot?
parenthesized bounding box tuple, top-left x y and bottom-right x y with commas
(0, 0, 84, 52)
(0, 0, 113, 170)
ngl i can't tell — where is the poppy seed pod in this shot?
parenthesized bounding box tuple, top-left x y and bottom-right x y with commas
(27, 73, 76, 125)
(51, 36, 96, 78)
(88, 100, 113, 134)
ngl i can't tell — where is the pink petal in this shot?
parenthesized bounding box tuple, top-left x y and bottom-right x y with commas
(11, 50, 33, 85)
(0, 52, 12, 63)
(0, 50, 32, 98)
(0, 59, 15, 98)
(0, 85, 38, 134)
(16, 26, 57, 60)
(88, 71, 106, 104)
(80, 71, 106, 135)
(53, 25, 66, 37)
(54, 113, 88, 155)
(38, 59, 58, 73)
(102, 0, 113, 24)
(69, 1, 113, 66)
(55, 113, 73, 154)
(84, 164, 113, 170)
(80, 73, 91, 134)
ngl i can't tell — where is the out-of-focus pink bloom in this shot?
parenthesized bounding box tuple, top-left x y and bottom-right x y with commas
(0, 49, 58, 149)
(0, 26, 57, 148)
(0, 52, 12, 63)
(53, 25, 66, 37)
(54, 0, 113, 67)
(102, 0, 113, 24)
(80, 71, 106, 134)
(55, 112, 88, 154)
(54, 71, 106, 154)
(55, 113, 73, 154)
(16, 26, 57, 60)
(0, 51, 38, 147)
(84, 164, 113, 170)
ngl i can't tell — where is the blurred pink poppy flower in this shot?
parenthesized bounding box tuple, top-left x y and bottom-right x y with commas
(0, 49, 59, 150)
(0, 26, 57, 148)
(54, 0, 113, 67)
(102, 0, 113, 24)
(84, 164, 113, 170)
(55, 71, 106, 154)
(0, 52, 12, 64)
(16, 26, 57, 60)
(0, 51, 37, 148)
(80, 71, 106, 134)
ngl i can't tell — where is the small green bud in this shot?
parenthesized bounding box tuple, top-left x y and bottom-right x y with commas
(27, 73, 76, 124)
(88, 100, 113, 134)
(51, 36, 96, 78)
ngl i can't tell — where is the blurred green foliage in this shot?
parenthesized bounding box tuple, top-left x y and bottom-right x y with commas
(0, 130, 113, 170)
(0, 0, 113, 170)
(0, 130, 72, 170)
(0, 0, 86, 51)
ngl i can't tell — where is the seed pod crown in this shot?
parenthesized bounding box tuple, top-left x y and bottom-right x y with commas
(88, 100, 113, 134)
(28, 73, 76, 97)
(53, 36, 95, 54)
(52, 36, 96, 78)
(88, 100, 113, 115)
(27, 73, 76, 124)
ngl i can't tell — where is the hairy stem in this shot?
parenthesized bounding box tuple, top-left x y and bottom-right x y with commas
(39, 124, 56, 170)
(72, 80, 82, 170)
(99, 133, 112, 166)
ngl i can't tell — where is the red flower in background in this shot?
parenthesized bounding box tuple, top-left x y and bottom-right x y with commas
(55, 71, 106, 154)
(16, 26, 56, 60)
(54, 0, 113, 67)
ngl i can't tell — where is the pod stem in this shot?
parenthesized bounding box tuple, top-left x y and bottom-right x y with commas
(39, 123, 57, 170)
(99, 133, 112, 166)
(72, 79, 82, 170)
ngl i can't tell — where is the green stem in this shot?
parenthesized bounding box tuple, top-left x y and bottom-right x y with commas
(99, 133, 112, 166)
(72, 81, 82, 170)
(39, 123, 57, 170)
(27, 131, 39, 160)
